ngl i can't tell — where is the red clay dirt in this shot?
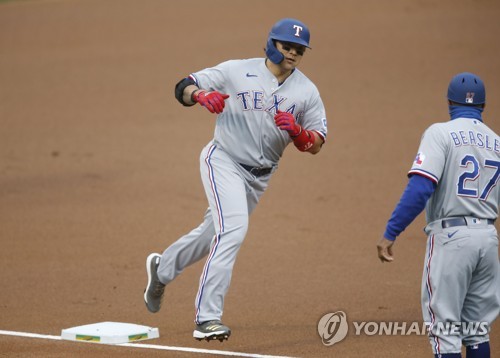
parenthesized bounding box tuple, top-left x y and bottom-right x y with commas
(1, 1, 499, 357)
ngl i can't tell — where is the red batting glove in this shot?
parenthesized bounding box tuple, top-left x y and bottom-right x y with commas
(192, 90, 230, 114)
(274, 110, 302, 137)
(274, 110, 315, 152)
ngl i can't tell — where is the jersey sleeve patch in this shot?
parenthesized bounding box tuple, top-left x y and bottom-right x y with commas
(413, 152, 425, 166)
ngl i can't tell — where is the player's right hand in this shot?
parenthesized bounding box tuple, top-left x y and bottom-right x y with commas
(377, 237, 395, 263)
(193, 90, 230, 114)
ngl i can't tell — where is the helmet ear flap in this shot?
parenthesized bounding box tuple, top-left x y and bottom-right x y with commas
(265, 38, 284, 64)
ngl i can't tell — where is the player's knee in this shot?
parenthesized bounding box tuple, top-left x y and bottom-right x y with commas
(230, 220, 249, 239)
(222, 215, 249, 242)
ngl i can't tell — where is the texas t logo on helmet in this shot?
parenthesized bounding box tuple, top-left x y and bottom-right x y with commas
(265, 18, 311, 64)
(293, 25, 303, 37)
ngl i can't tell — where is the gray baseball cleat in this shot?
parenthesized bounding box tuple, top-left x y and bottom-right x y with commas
(193, 320, 231, 342)
(143, 253, 165, 313)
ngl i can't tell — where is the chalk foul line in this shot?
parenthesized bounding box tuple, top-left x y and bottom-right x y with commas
(0, 329, 298, 358)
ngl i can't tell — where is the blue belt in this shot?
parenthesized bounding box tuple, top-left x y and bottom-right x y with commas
(441, 217, 495, 228)
(239, 163, 273, 177)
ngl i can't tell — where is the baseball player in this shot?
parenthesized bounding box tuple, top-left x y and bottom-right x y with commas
(143, 18, 328, 342)
(377, 72, 499, 357)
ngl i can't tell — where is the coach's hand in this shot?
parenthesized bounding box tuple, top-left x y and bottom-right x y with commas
(193, 90, 230, 114)
(377, 237, 395, 263)
(274, 110, 302, 137)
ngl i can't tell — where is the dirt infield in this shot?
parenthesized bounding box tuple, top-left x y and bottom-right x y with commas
(1, 0, 499, 357)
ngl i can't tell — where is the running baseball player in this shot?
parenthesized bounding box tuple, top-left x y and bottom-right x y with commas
(143, 18, 328, 342)
(377, 72, 499, 357)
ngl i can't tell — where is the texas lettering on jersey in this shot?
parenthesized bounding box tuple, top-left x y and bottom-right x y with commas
(189, 58, 327, 167)
(236, 92, 304, 118)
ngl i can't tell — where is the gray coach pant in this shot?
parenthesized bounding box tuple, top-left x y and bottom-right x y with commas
(422, 217, 500, 354)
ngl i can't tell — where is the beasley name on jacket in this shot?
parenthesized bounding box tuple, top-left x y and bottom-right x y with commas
(450, 130, 500, 153)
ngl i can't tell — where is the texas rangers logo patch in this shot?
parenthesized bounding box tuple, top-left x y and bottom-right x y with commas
(414, 152, 425, 166)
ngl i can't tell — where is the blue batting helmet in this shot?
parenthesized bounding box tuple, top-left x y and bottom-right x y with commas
(447, 72, 486, 105)
(265, 18, 311, 64)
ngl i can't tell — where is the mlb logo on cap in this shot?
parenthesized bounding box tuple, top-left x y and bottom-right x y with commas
(465, 92, 475, 104)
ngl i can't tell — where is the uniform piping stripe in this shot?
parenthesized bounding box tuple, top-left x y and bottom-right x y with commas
(189, 74, 199, 87)
(425, 234, 440, 354)
(408, 169, 438, 184)
(195, 233, 221, 324)
(195, 144, 224, 324)
(205, 144, 224, 232)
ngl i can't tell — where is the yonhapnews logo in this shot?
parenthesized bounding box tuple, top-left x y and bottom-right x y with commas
(317, 311, 348, 346)
(317, 311, 488, 346)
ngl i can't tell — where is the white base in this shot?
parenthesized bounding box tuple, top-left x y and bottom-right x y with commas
(61, 322, 159, 344)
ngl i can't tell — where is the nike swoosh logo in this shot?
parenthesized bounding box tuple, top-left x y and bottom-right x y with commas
(246, 73, 258, 77)
(447, 230, 459, 238)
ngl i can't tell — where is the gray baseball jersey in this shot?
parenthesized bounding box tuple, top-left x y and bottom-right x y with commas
(409, 117, 499, 222)
(189, 58, 327, 167)
(408, 116, 500, 354)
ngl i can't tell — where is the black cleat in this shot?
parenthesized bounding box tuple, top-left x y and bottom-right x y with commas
(193, 320, 231, 342)
(143, 253, 165, 313)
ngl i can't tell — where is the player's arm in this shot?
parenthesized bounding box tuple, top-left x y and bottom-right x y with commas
(377, 174, 436, 262)
(174, 77, 229, 114)
(274, 110, 324, 154)
(306, 131, 325, 154)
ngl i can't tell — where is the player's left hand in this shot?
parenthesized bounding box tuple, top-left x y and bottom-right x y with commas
(274, 110, 302, 137)
(377, 237, 395, 263)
